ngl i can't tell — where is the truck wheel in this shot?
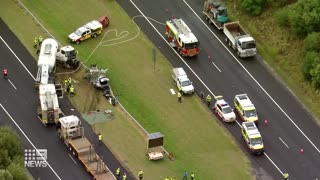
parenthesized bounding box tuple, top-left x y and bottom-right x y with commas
(76, 41, 80, 45)
(237, 50, 241, 57)
(205, 16, 209, 21)
(93, 33, 97, 38)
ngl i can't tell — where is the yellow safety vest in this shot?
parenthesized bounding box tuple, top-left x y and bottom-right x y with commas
(206, 95, 211, 102)
(138, 170, 143, 177)
(122, 175, 127, 180)
(39, 36, 43, 42)
(98, 134, 102, 141)
(116, 168, 120, 175)
(70, 87, 75, 93)
(178, 92, 182, 98)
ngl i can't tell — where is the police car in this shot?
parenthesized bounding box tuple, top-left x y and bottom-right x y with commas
(213, 96, 236, 122)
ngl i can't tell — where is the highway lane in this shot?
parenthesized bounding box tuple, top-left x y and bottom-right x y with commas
(117, 0, 320, 179)
(0, 17, 134, 180)
(0, 21, 93, 180)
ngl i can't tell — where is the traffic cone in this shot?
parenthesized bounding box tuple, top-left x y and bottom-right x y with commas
(300, 148, 304, 154)
(264, 119, 268, 125)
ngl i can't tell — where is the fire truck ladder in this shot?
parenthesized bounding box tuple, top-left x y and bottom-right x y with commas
(171, 19, 191, 36)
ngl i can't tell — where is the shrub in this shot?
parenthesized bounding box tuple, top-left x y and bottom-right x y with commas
(304, 32, 320, 52)
(303, 52, 320, 80)
(274, 8, 290, 27)
(288, 0, 320, 37)
(241, 0, 266, 16)
(311, 63, 320, 89)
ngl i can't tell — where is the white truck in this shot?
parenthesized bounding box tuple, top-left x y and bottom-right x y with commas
(223, 21, 257, 58)
(56, 45, 80, 69)
(36, 38, 63, 125)
(172, 67, 194, 95)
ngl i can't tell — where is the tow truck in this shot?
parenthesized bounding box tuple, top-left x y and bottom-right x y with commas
(68, 16, 110, 44)
(241, 122, 264, 154)
(213, 96, 236, 122)
(165, 18, 200, 57)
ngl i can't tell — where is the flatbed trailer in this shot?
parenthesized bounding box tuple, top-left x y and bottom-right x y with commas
(68, 138, 115, 180)
(58, 115, 116, 180)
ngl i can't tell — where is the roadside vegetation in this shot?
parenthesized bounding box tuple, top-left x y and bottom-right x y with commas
(0, 126, 30, 180)
(227, 0, 320, 121)
(0, 0, 251, 179)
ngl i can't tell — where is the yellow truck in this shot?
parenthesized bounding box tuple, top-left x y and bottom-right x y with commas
(58, 115, 116, 180)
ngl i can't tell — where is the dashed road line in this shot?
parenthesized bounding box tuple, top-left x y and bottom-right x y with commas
(8, 79, 17, 90)
(68, 154, 77, 165)
(278, 137, 289, 149)
(211, 61, 222, 72)
(0, 36, 35, 80)
(182, 0, 320, 155)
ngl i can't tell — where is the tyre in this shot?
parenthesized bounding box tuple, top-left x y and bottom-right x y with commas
(93, 33, 97, 38)
(76, 40, 80, 45)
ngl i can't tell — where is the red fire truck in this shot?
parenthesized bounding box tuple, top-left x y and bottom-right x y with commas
(165, 18, 200, 57)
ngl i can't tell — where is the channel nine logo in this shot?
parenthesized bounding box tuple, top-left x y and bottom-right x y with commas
(24, 149, 48, 168)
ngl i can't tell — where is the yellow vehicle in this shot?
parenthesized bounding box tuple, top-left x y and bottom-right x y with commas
(241, 122, 264, 154)
(165, 18, 200, 57)
(68, 20, 103, 44)
(234, 94, 258, 124)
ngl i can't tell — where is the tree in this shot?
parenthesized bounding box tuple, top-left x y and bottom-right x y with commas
(0, 127, 22, 160)
(7, 162, 29, 180)
(304, 32, 320, 52)
(288, 0, 320, 36)
(0, 169, 13, 180)
(0, 127, 30, 180)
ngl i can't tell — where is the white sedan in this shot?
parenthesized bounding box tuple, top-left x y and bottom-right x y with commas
(213, 96, 236, 122)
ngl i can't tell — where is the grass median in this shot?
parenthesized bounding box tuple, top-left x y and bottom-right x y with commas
(1, 0, 251, 179)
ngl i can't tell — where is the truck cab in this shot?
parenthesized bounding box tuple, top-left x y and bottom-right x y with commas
(56, 46, 80, 69)
(241, 122, 264, 154)
(172, 67, 194, 95)
(234, 94, 258, 124)
(236, 36, 256, 57)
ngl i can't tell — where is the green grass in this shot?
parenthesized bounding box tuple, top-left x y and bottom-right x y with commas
(0, 0, 251, 179)
(227, 2, 320, 123)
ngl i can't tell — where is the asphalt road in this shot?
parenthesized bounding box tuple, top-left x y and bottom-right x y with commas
(117, 0, 320, 179)
(0, 18, 134, 180)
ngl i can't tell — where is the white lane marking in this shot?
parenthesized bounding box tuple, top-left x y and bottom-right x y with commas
(181, 0, 320, 154)
(8, 79, 17, 90)
(0, 36, 36, 80)
(128, 0, 217, 98)
(278, 137, 289, 149)
(264, 152, 284, 175)
(128, 0, 284, 176)
(68, 154, 77, 165)
(0, 104, 61, 180)
(211, 61, 222, 72)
